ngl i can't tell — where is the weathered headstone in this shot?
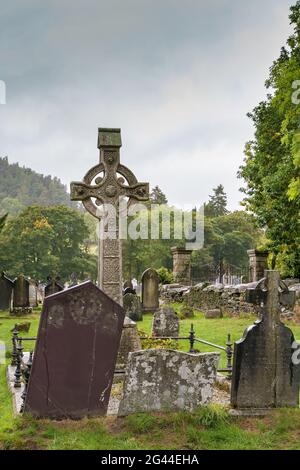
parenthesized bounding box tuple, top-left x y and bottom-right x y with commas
(0, 272, 13, 310)
(141, 268, 159, 311)
(70, 128, 149, 305)
(171, 247, 192, 285)
(44, 276, 64, 297)
(29, 280, 38, 308)
(24, 281, 125, 418)
(152, 307, 180, 337)
(116, 316, 142, 371)
(118, 349, 220, 415)
(123, 293, 143, 322)
(12, 275, 31, 314)
(231, 270, 300, 409)
(205, 309, 223, 319)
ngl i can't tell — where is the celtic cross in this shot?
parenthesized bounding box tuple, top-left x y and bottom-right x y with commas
(70, 128, 149, 304)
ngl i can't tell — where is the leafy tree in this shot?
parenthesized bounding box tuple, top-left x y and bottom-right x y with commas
(205, 185, 229, 217)
(157, 267, 174, 284)
(192, 211, 263, 282)
(239, 1, 300, 277)
(0, 205, 97, 282)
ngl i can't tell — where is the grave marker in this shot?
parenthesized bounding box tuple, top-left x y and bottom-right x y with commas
(24, 281, 125, 418)
(152, 307, 179, 337)
(0, 272, 13, 310)
(119, 349, 220, 415)
(141, 268, 159, 311)
(231, 270, 300, 409)
(70, 128, 149, 304)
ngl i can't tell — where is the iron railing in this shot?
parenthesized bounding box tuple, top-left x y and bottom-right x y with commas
(140, 323, 233, 379)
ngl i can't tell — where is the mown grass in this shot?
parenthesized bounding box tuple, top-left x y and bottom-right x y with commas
(1, 305, 300, 450)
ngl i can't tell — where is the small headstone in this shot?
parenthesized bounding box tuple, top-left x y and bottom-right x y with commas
(141, 268, 159, 311)
(123, 293, 143, 322)
(152, 307, 180, 337)
(118, 349, 220, 415)
(205, 309, 223, 319)
(179, 305, 194, 319)
(0, 272, 13, 310)
(231, 271, 300, 409)
(24, 281, 125, 418)
(29, 280, 38, 308)
(44, 276, 64, 297)
(116, 317, 142, 371)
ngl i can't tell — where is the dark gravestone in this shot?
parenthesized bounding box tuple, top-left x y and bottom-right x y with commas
(123, 293, 143, 322)
(13, 275, 30, 308)
(44, 276, 64, 297)
(24, 281, 125, 418)
(231, 271, 300, 409)
(0, 272, 13, 310)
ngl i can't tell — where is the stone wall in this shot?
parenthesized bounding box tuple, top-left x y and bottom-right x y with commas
(184, 284, 258, 316)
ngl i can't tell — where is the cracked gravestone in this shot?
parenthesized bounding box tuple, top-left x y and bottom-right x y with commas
(24, 281, 125, 418)
(231, 270, 300, 409)
(118, 349, 220, 415)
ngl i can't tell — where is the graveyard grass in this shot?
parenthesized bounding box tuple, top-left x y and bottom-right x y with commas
(2, 307, 300, 450)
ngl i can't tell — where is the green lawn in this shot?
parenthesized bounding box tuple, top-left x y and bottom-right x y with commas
(1, 306, 300, 450)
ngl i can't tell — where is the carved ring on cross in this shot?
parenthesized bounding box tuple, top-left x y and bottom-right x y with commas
(71, 158, 149, 220)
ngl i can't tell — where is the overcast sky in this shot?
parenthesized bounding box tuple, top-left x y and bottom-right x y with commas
(0, 0, 295, 210)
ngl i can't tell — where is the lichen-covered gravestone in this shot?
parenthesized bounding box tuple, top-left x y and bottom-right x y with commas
(0, 272, 13, 310)
(24, 281, 125, 418)
(118, 349, 220, 415)
(152, 307, 180, 337)
(231, 270, 300, 409)
(123, 293, 143, 322)
(141, 268, 159, 311)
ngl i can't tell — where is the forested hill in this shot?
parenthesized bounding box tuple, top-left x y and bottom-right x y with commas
(0, 156, 73, 215)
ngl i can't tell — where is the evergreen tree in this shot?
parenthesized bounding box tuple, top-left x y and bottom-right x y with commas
(205, 185, 229, 217)
(149, 186, 168, 205)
